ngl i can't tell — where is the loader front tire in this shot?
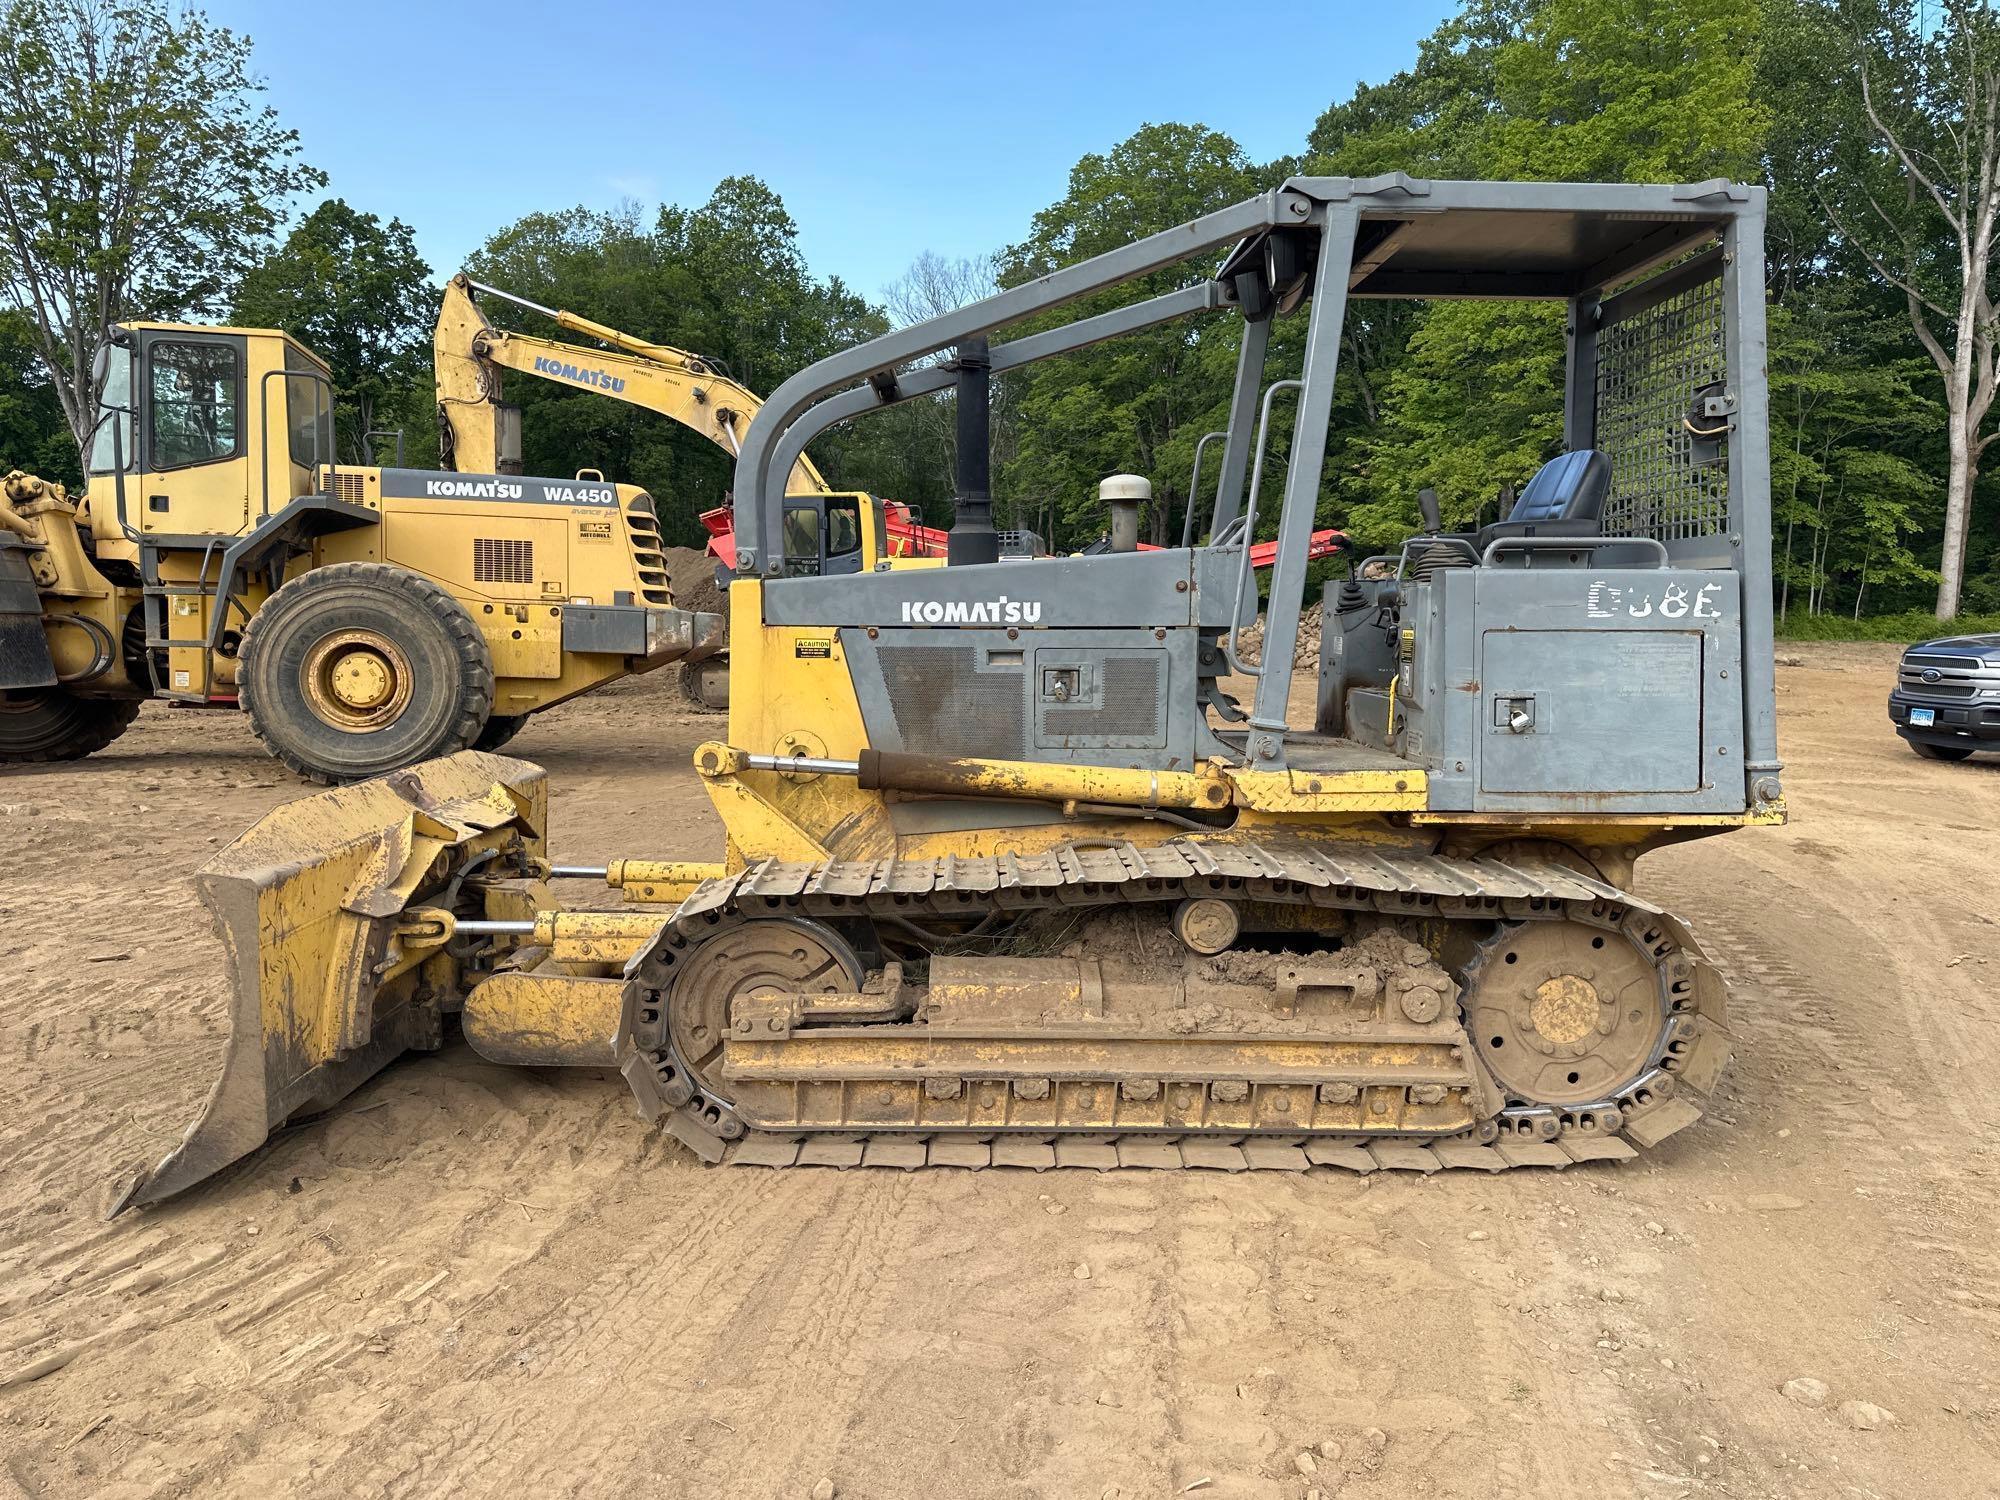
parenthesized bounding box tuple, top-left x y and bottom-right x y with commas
(239, 563, 495, 785)
(0, 690, 141, 763)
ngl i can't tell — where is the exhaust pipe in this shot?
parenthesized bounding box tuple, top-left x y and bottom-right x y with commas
(947, 337, 998, 566)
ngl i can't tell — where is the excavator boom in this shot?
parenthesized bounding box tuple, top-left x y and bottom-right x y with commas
(433, 274, 830, 495)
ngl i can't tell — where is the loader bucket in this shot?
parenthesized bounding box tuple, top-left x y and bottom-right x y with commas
(112, 752, 548, 1213)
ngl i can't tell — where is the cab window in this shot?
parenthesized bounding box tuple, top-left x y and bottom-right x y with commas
(87, 345, 135, 474)
(782, 504, 822, 577)
(286, 371, 335, 469)
(149, 341, 241, 469)
(825, 499, 861, 558)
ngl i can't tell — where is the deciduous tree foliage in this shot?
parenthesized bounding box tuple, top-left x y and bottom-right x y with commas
(0, 0, 1992, 622)
(998, 123, 1259, 548)
(0, 0, 321, 453)
(1786, 0, 2000, 617)
(0, 309, 77, 486)
(463, 181, 887, 543)
(233, 200, 434, 466)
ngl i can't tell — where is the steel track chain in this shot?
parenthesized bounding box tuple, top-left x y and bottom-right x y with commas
(622, 836, 1730, 1173)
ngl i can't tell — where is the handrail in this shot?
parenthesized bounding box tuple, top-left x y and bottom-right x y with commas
(1223, 379, 1303, 677)
(260, 366, 334, 521)
(1180, 428, 1227, 548)
(1478, 533, 1669, 567)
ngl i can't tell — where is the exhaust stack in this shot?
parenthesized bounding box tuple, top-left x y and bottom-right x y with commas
(948, 338, 997, 566)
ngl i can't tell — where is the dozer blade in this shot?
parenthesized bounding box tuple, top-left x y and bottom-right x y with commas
(112, 753, 548, 1214)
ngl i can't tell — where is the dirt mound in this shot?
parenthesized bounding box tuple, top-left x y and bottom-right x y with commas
(664, 545, 727, 617)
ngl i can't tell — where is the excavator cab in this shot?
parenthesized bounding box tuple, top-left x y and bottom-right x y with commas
(781, 495, 868, 576)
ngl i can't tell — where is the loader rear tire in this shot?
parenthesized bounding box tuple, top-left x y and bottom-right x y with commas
(0, 689, 141, 763)
(473, 713, 529, 751)
(239, 562, 494, 785)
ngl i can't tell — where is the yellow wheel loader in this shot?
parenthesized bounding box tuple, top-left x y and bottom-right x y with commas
(0, 320, 722, 782)
(118, 175, 1786, 1208)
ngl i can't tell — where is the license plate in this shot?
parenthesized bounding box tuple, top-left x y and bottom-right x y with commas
(1911, 707, 1936, 727)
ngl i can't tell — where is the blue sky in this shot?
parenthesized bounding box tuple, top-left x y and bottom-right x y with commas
(211, 0, 1459, 300)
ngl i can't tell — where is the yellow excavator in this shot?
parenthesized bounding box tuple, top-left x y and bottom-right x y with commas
(429, 273, 952, 706)
(119, 175, 1783, 1206)
(431, 271, 833, 499)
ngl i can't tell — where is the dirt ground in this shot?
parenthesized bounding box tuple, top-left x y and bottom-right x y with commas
(1, 643, 1996, 1499)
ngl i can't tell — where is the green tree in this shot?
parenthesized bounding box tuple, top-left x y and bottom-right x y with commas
(998, 123, 1260, 547)
(0, 308, 78, 485)
(1485, 0, 1767, 182)
(1789, 0, 2000, 618)
(1768, 296, 1942, 619)
(0, 0, 321, 456)
(464, 180, 888, 545)
(1308, 0, 1768, 546)
(233, 199, 435, 465)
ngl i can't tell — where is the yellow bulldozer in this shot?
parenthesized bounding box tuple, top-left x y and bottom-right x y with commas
(118, 175, 1785, 1207)
(0, 315, 722, 782)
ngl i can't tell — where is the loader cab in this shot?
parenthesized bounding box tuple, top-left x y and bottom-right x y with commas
(85, 323, 335, 562)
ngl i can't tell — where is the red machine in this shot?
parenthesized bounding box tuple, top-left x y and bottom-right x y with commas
(698, 502, 1344, 571)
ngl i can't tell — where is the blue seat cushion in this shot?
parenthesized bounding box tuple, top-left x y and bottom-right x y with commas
(1509, 450, 1610, 525)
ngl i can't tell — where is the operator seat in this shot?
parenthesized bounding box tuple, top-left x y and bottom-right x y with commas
(1473, 449, 1610, 555)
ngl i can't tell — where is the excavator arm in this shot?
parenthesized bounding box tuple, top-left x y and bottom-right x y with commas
(433, 274, 829, 494)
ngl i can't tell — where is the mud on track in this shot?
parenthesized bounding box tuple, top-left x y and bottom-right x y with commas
(1, 646, 1995, 1498)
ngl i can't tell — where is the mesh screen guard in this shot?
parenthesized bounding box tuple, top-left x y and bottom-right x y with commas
(1594, 272, 1730, 543)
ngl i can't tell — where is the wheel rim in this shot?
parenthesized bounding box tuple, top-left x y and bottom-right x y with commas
(301, 629, 414, 732)
(1463, 921, 1664, 1108)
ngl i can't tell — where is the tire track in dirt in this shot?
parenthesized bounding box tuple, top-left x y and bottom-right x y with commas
(340, 1166, 812, 1497)
(8, 654, 2000, 1497)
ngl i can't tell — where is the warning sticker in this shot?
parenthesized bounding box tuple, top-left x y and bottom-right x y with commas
(794, 638, 834, 659)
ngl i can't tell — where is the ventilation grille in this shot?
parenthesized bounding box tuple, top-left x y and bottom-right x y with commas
(321, 468, 368, 504)
(1040, 656, 1166, 748)
(473, 537, 535, 584)
(877, 646, 1027, 759)
(1595, 273, 1729, 542)
(625, 494, 673, 604)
